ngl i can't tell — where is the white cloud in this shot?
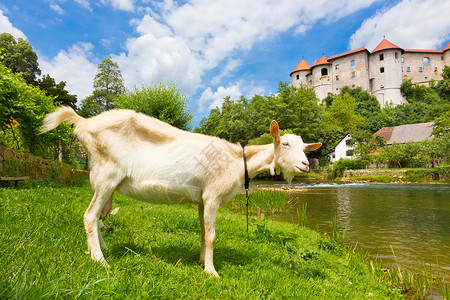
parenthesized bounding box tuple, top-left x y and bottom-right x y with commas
(50, 4, 64, 14)
(39, 42, 98, 101)
(121, 0, 380, 112)
(37, 0, 383, 111)
(211, 58, 240, 85)
(100, 38, 112, 48)
(199, 84, 242, 112)
(101, 0, 135, 11)
(73, 0, 92, 11)
(0, 9, 27, 40)
(113, 29, 203, 95)
(350, 0, 450, 51)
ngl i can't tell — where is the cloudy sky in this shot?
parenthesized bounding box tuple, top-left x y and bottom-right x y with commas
(1, 0, 449, 125)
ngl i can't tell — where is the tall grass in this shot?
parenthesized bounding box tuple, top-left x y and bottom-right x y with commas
(0, 183, 400, 299)
(227, 190, 294, 215)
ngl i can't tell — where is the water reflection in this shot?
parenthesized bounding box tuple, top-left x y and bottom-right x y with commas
(262, 182, 450, 278)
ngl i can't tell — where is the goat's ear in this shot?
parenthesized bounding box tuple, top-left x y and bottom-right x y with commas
(304, 142, 322, 151)
(270, 120, 281, 144)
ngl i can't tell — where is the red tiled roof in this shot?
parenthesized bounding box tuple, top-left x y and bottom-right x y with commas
(312, 55, 331, 67)
(443, 41, 450, 51)
(373, 127, 394, 143)
(371, 38, 403, 54)
(290, 59, 311, 76)
(404, 49, 443, 53)
(328, 47, 368, 60)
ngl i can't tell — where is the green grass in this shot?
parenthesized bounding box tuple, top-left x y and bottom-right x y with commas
(227, 190, 294, 215)
(1, 182, 400, 299)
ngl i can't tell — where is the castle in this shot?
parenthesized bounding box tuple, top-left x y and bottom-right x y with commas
(290, 38, 450, 107)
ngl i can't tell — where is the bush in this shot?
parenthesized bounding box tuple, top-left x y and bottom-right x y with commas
(332, 158, 366, 177)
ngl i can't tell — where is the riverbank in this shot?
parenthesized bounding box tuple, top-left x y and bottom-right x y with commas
(0, 182, 400, 299)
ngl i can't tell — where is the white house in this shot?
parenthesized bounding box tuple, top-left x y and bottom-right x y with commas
(328, 133, 355, 163)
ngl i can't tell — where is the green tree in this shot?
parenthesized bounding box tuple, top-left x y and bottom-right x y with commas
(322, 93, 364, 134)
(115, 82, 193, 130)
(0, 33, 41, 85)
(79, 55, 124, 117)
(0, 63, 71, 159)
(37, 74, 77, 108)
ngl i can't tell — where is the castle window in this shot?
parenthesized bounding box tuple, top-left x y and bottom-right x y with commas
(321, 68, 328, 76)
(336, 75, 339, 81)
(296, 74, 300, 80)
(380, 67, 385, 73)
(423, 57, 429, 66)
(442, 56, 445, 60)
(395, 52, 398, 59)
(346, 150, 354, 157)
(379, 54, 384, 61)
(351, 71, 356, 78)
(406, 67, 411, 72)
(351, 60, 355, 66)
(401, 57, 404, 63)
(335, 64, 339, 70)
(419, 67, 423, 72)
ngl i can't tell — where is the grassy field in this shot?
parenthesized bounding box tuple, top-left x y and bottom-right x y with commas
(1, 181, 400, 299)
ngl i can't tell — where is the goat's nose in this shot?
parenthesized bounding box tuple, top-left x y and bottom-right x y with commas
(302, 161, 309, 167)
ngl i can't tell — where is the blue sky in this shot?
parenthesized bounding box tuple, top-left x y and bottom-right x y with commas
(1, 0, 449, 126)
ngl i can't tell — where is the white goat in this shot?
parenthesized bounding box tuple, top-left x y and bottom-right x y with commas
(40, 106, 321, 277)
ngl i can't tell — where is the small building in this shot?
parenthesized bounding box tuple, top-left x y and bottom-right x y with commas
(373, 122, 434, 144)
(328, 133, 355, 163)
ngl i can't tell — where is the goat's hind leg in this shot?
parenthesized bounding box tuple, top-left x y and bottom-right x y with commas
(84, 188, 116, 268)
(97, 195, 113, 250)
(89, 171, 113, 251)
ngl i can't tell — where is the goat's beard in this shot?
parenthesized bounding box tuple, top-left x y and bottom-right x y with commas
(282, 169, 296, 184)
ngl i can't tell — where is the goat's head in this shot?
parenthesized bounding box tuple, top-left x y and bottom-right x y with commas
(270, 120, 322, 183)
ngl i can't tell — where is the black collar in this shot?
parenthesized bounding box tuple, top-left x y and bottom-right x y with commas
(242, 146, 250, 232)
(242, 147, 250, 191)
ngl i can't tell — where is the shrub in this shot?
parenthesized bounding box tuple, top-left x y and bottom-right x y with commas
(332, 158, 366, 177)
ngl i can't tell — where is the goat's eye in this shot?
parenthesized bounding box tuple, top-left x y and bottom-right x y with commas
(282, 142, 290, 147)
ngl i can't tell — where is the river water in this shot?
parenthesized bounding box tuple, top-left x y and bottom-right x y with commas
(260, 182, 450, 279)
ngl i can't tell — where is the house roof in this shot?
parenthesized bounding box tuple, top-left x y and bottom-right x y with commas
(373, 126, 394, 143)
(371, 38, 404, 54)
(328, 47, 368, 60)
(373, 122, 434, 145)
(290, 59, 311, 76)
(443, 41, 450, 52)
(312, 55, 331, 67)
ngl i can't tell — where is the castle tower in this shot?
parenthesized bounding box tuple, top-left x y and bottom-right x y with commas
(290, 59, 311, 87)
(369, 38, 405, 107)
(311, 55, 332, 100)
(443, 41, 450, 66)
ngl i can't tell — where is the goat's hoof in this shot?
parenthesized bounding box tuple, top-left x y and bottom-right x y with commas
(99, 258, 110, 269)
(205, 269, 219, 278)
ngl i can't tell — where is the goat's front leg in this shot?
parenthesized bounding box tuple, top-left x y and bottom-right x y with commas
(198, 205, 206, 266)
(202, 200, 219, 277)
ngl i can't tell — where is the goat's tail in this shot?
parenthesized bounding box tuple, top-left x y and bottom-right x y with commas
(40, 106, 85, 134)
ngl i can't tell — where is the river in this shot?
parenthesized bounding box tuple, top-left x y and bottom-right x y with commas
(258, 181, 450, 279)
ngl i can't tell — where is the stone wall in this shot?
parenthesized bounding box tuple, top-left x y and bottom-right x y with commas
(0, 145, 88, 184)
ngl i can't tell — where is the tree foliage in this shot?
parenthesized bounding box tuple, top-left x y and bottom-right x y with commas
(0, 63, 71, 159)
(115, 82, 193, 130)
(79, 56, 124, 117)
(0, 33, 40, 85)
(36, 74, 77, 108)
(196, 82, 322, 148)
